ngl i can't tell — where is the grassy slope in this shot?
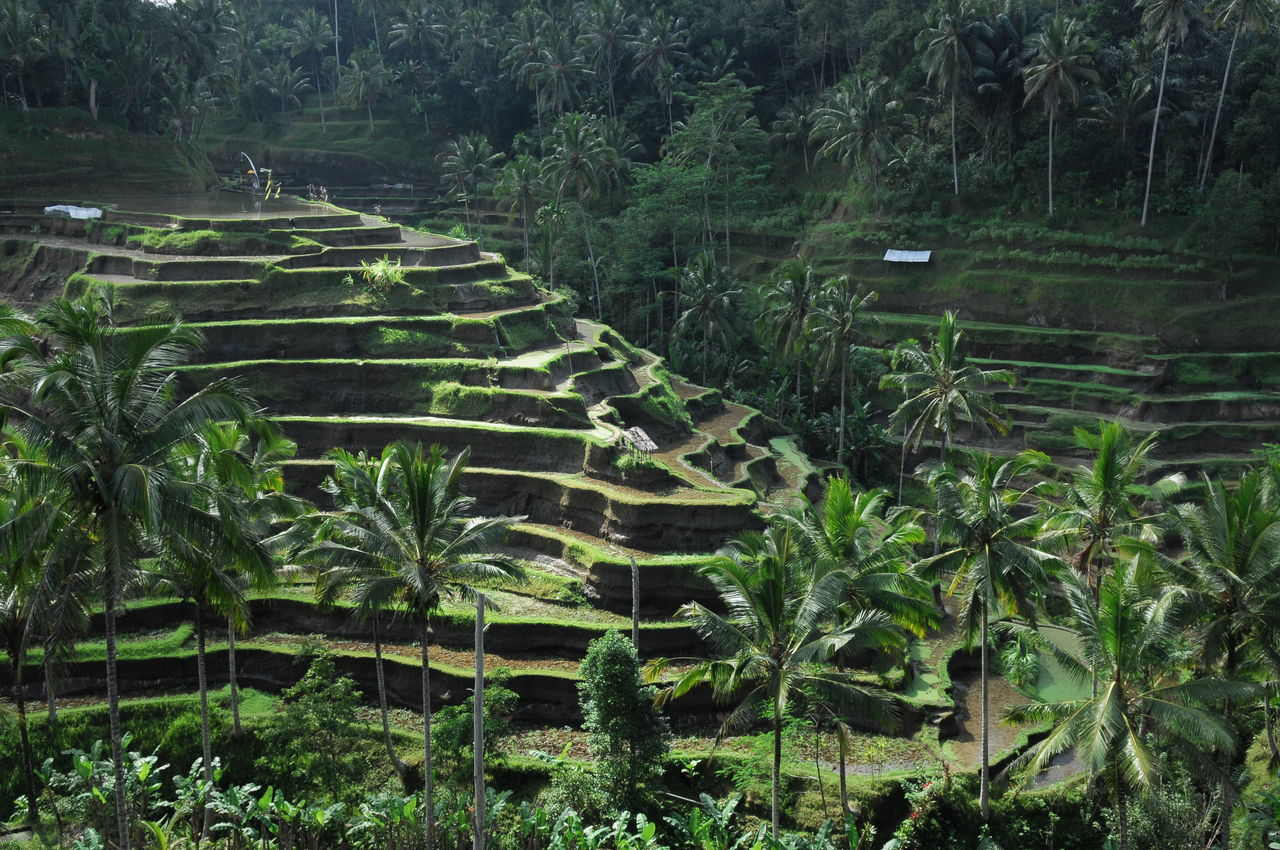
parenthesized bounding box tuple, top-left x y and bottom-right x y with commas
(0, 108, 216, 197)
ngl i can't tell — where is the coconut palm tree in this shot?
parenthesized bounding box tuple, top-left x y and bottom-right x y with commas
(1022, 14, 1099, 217)
(807, 275, 878, 467)
(1201, 0, 1277, 190)
(627, 10, 689, 134)
(761, 258, 818, 404)
(927, 451, 1060, 820)
(437, 133, 505, 236)
(496, 153, 544, 272)
(544, 112, 611, 318)
(672, 252, 741, 386)
(338, 52, 389, 133)
(289, 9, 335, 130)
(576, 0, 635, 119)
(299, 442, 523, 850)
(810, 75, 902, 197)
(525, 28, 592, 117)
(1161, 471, 1280, 770)
(650, 522, 902, 840)
(255, 60, 312, 123)
(1138, 0, 1204, 225)
(1037, 421, 1184, 603)
(880, 310, 1014, 470)
(1007, 565, 1248, 850)
(0, 289, 261, 850)
(916, 0, 991, 195)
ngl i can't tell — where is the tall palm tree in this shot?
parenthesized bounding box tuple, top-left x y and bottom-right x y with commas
(880, 310, 1014, 469)
(300, 442, 523, 850)
(916, 0, 991, 195)
(810, 75, 902, 197)
(1007, 565, 1247, 850)
(762, 258, 818, 404)
(437, 133, 505, 236)
(1200, 0, 1277, 190)
(526, 28, 592, 117)
(256, 60, 312, 123)
(1022, 14, 1098, 217)
(1161, 471, 1280, 768)
(501, 6, 550, 138)
(575, 0, 635, 119)
(651, 522, 902, 840)
(927, 451, 1060, 820)
(1138, 0, 1204, 225)
(289, 9, 335, 130)
(0, 289, 260, 850)
(544, 112, 611, 318)
(627, 10, 689, 134)
(496, 154, 545, 273)
(671, 252, 741, 386)
(338, 53, 389, 133)
(1037, 421, 1183, 603)
(807, 275, 878, 467)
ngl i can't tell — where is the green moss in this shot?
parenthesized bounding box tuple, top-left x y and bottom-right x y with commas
(427, 381, 494, 418)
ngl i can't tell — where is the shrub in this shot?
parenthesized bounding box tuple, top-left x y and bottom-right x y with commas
(430, 668, 519, 790)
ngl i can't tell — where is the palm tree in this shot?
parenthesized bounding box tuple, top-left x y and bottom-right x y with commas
(651, 522, 903, 840)
(544, 112, 611, 319)
(305, 447, 412, 785)
(671, 252, 741, 386)
(1200, 0, 1277, 190)
(1007, 565, 1247, 850)
(0, 289, 260, 850)
(338, 53, 389, 133)
(1037, 421, 1183, 603)
(576, 0, 635, 119)
(627, 10, 690, 134)
(256, 60, 312, 123)
(501, 6, 550, 138)
(300, 442, 523, 850)
(916, 0, 990, 195)
(1022, 14, 1098, 217)
(810, 76, 902, 197)
(807, 275, 878, 468)
(496, 154, 544, 273)
(1138, 0, 1204, 225)
(762, 258, 818, 403)
(880, 310, 1014, 470)
(1161, 471, 1280, 770)
(437, 133, 505, 236)
(289, 9, 335, 130)
(927, 451, 1060, 820)
(525, 28, 592, 117)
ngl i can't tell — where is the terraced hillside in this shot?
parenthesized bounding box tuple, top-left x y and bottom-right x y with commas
(745, 219, 1280, 476)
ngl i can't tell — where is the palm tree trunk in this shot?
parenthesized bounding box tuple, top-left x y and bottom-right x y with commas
(521, 198, 531, 273)
(45, 655, 57, 724)
(1047, 105, 1056, 217)
(837, 723, 850, 818)
(950, 84, 959, 196)
(195, 604, 214, 840)
(576, 185, 602, 320)
(473, 595, 486, 850)
(315, 60, 327, 132)
(10, 637, 38, 820)
(979, 603, 990, 821)
(228, 615, 241, 736)
(1115, 761, 1128, 850)
(332, 0, 341, 66)
(373, 613, 408, 784)
(366, 96, 375, 134)
(1201, 21, 1241, 192)
(421, 618, 435, 850)
(837, 353, 848, 467)
(1141, 40, 1171, 227)
(814, 720, 827, 818)
(771, 706, 782, 840)
(105, 552, 132, 850)
(1266, 683, 1278, 764)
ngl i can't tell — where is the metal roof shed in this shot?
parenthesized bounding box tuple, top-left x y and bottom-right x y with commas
(883, 249, 932, 263)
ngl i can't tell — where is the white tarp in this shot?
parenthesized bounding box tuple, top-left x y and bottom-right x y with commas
(44, 205, 103, 220)
(883, 249, 932, 263)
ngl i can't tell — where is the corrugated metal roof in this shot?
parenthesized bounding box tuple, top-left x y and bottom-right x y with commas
(883, 249, 932, 263)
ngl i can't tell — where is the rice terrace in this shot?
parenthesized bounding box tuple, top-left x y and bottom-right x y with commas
(3, 1, 1280, 849)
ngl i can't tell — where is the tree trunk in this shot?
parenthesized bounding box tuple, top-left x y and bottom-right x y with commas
(11, 636, 39, 820)
(89, 78, 98, 121)
(814, 720, 827, 817)
(1141, 40, 1171, 227)
(979, 603, 991, 821)
(576, 184, 602, 320)
(1201, 21, 1240, 192)
(837, 723, 850, 818)
(366, 97, 375, 134)
(1115, 761, 1128, 850)
(45, 656, 57, 724)
(950, 84, 959, 196)
(373, 613, 408, 783)
(771, 705, 782, 840)
(473, 595, 486, 850)
(1047, 104, 1056, 217)
(630, 557, 640, 649)
(315, 61, 327, 132)
(228, 615, 242, 736)
(195, 604, 214, 840)
(421, 618, 435, 850)
(1266, 683, 1278, 764)
(332, 0, 341, 66)
(837, 353, 847, 467)
(105, 555, 132, 850)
